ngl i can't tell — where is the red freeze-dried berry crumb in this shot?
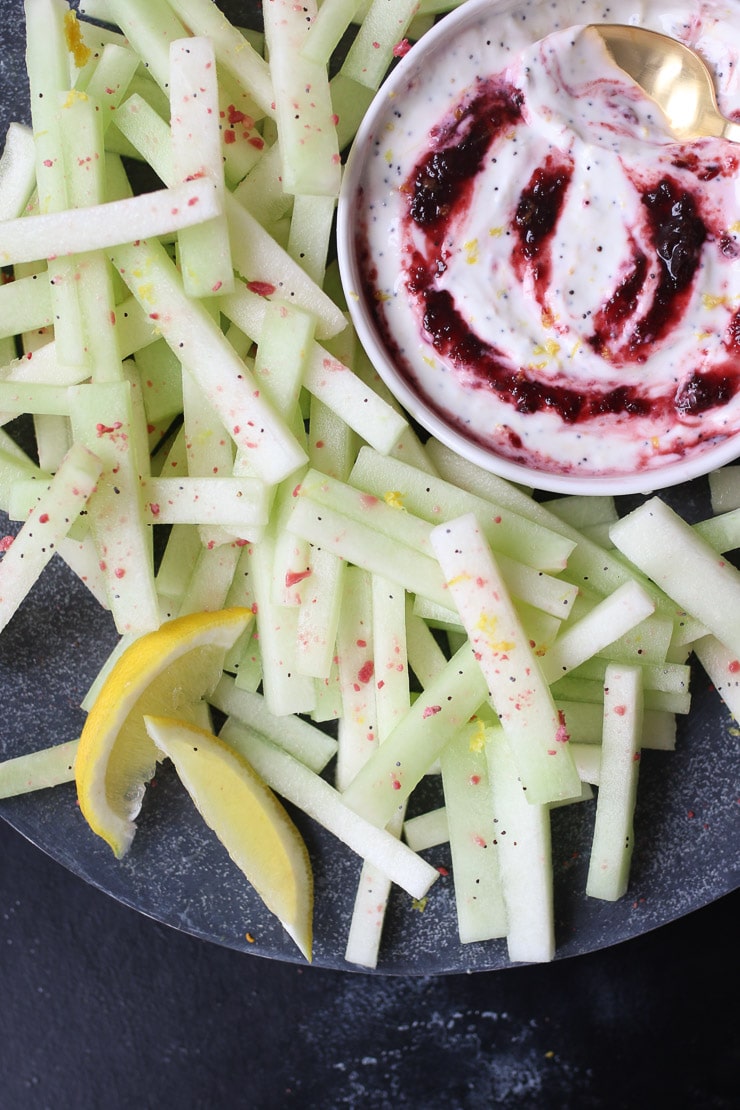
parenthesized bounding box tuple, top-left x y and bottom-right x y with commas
(357, 660, 374, 684)
(555, 710, 569, 743)
(285, 568, 311, 588)
(422, 704, 441, 718)
(247, 280, 277, 296)
(0, 535, 14, 552)
(393, 38, 411, 58)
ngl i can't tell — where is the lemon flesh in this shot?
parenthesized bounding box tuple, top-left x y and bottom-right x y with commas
(144, 715, 314, 962)
(75, 608, 253, 858)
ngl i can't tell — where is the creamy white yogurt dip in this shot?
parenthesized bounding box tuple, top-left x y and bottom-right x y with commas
(343, 0, 740, 482)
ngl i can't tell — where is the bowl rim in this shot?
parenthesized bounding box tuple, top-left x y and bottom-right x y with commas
(336, 0, 740, 497)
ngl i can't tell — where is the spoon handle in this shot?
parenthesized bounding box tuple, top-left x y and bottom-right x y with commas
(722, 118, 740, 143)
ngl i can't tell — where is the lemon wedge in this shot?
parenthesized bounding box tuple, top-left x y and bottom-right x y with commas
(144, 715, 313, 962)
(75, 607, 253, 859)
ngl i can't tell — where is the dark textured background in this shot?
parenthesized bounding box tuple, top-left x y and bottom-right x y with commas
(1, 820, 737, 1109)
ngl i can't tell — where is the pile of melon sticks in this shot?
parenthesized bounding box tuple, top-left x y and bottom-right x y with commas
(0, 0, 739, 968)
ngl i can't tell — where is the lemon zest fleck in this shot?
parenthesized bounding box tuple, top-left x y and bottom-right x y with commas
(64, 9, 92, 69)
(468, 719, 487, 753)
(447, 571, 471, 588)
(383, 490, 406, 510)
(702, 292, 728, 310)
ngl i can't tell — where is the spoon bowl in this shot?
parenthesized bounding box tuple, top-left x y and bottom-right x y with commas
(587, 24, 740, 143)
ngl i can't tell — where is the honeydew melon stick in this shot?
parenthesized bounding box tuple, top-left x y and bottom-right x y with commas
(285, 494, 450, 608)
(539, 581, 656, 683)
(176, 542, 242, 618)
(301, 345, 407, 454)
(103, 0, 186, 90)
(208, 675, 337, 774)
(155, 523, 202, 610)
(586, 664, 644, 901)
(139, 477, 268, 531)
(557, 697, 675, 751)
(180, 372, 239, 548)
(341, 642, 489, 828)
(344, 571, 411, 969)
(83, 43, 140, 131)
(486, 729, 555, 964)
(567, 656, 691, 698)
(252, 302, 314, 601)
(551, 673, 687, 715)
(349, 447, 575, 573)
(610, 497, 740, 658)
(708, 466, 740, 513)
(0, 123, 37, 220)
(262, 0, 341, 197)
(0, 449, 51, 511)
(232, 142, 292, 229)
(349, 345, 438, 474)
(290, 482, 577, 618)
(439, 720, 508, 944)
(371, 574, 412, 743)
(693, 504, 740, 554)
(248, 531, 317, 718)
(340, 0, 419, 90)
(403, 806, 450, 852)
(335, 566, 378, 791)
(0, 177, 222, 268)
(0, 738, 80, 797)
(301, 0, 363, 65)
(430, 514, 581, 806)
(164, 0, 275, 119)
(294, 543, 345, 680)
(109, 237, 307, 486)
(287, 194, 335, 287)
(219, 718, 439, 901)
(427, 441, 704, 641)
(24, 0, 87, 367)
(68, 381, 160, 635)
(0, 272, 53, 339)
(693, 634, 740, 722)
(307, 393, 358, 482)
(169, 37, 234, 299)
(329, 73, 375, 150)
(110, 91, 346, 342)
(404, 595, 448, 687)
(0, 442, 103, 634)
(58, 91, 126, 385)
(570, 742, 603, 786)
(0, 383, 73, 419)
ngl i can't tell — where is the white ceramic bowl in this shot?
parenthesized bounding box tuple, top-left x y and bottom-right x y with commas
(336, 0, 740, 496)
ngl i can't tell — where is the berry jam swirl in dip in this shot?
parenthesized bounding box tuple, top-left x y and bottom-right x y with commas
(342, 0, 740, 487)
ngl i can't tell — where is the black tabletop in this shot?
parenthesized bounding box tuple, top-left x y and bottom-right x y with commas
(1, 818, 736, 1110)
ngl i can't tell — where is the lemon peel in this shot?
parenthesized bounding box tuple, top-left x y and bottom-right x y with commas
(75, 607, 252, 859)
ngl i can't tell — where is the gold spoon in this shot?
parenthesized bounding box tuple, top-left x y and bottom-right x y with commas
(586, 23, 740, 143)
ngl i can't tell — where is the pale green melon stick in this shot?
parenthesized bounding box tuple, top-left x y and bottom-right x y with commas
(586, 664, 644, 902)
(219, 718, 440, 902)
